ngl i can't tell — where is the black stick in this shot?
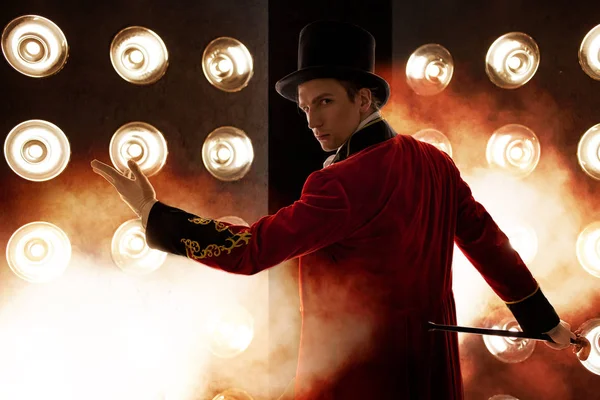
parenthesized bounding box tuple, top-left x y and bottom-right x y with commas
(427, 321, 577, 344)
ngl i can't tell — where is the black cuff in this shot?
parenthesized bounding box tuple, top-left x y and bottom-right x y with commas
(506, 288, 560, 333)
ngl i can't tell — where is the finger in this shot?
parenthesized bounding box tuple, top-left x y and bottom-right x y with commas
(127, 159, 150, 183)
(91, 160, 122, 179)
(124, 168, 133, 180)
(92, 167, 118, 186)
(91, 159, 128, 185)
(91, 159, 116, 171)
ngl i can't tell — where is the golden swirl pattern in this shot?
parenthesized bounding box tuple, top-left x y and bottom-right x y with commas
(188, 217, 212, 225)
(188, 217, 232, 233)
(181, 230, 252, 260)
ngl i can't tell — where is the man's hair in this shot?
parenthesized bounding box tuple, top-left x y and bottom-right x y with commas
(338, 80, 383, 111)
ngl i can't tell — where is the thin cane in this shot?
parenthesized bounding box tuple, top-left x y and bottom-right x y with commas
(427, 321, 591, 361)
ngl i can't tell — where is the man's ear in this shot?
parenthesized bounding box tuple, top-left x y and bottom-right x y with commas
(359, 88, 373, 111)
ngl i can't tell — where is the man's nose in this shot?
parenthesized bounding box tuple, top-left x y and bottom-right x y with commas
(307, 110, 323, 129)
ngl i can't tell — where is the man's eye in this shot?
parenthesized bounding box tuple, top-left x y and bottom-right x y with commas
(321, 99, 332, 105)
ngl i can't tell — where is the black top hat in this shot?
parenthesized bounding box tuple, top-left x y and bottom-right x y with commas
(275, 21, 390, 107)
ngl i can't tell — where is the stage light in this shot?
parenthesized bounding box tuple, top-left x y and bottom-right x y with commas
(503, 223, 538, 264)
(577, 123, 600, 180)
(483, 318, 536, 363)
(4, 120, 70, 182)
(412, 128, 453, 157)
(1, 15, 68, 77)
(110, 26, 169, 85)
(486, 32, 540, 89)
(204, 304, 254, 358)
(109, 121, 168, 178)
(576, 318, 600, 376)
(576, 221, 600, 278)
(486, 124, 540, 177)
(579, 24, 600, 80)
(212, 388, 254, 400)
(406, 44, 454, 96)
(217, 216, 249, 227)
(202, 126, 254, 181)
(111, 219, 167, 275)
(202, 37, 254, 92)
(6, 222, 71, 283)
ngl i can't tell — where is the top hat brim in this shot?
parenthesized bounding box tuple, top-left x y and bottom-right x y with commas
(275, 65, 390, 108)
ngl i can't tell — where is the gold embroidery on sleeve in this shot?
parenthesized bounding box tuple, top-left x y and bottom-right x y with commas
(188, 217, 232, 233)
(188, 217, 211, 225)
(180, 231, 252, 260)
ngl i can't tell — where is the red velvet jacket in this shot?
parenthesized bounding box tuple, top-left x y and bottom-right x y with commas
(145, 119, 559, 399)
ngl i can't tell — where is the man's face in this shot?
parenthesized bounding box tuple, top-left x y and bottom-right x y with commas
(297, 78, 363, 152)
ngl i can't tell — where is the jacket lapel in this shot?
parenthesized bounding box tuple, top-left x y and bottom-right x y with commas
(331, 119, 396, 164)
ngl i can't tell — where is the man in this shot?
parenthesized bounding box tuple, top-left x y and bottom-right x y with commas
(92, 21, 575, 399)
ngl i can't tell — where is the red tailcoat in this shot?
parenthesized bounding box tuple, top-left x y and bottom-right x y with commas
(146, 119, 559, 399)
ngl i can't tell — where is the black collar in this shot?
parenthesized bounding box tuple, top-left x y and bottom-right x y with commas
(331, 119, 396, 164)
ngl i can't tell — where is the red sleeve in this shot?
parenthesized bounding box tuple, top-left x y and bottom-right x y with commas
(454, 174, 560, 333)
(454, 175, 539, 302)
(145, 169, 350, 275)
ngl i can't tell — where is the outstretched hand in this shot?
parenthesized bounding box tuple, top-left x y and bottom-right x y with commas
(91, 159, 157, 217)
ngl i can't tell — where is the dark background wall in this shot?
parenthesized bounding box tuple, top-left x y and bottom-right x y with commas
(267, 2, 392, 397)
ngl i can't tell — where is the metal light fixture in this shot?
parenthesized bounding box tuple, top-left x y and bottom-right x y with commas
(204, 304, 254, 359)
(202, 37, 254, 92)
(577, 318, 600, 376)
(4, 120, 71, 182)
(6, 222, 71, 283)
(110, 26, 169, 85)
(217, 216, 249, 227)
(577, 123, 600, 180)
(486, 32, 540, 89)
(483, 317, 536, 363)
(202, 126, 254, 181)
(502, 223, 538, 264)
(576, 221, 600, 278)
(1, 15, 69, 77)
(406, 44, 454, 96)
(412, 128, 453, 157)
(109, 121, 168, 177)
(212, 388, 254, 400)
(579, 24, 600, 80)
(111, 219, 167, 275)
(486, 124, 541, 177)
